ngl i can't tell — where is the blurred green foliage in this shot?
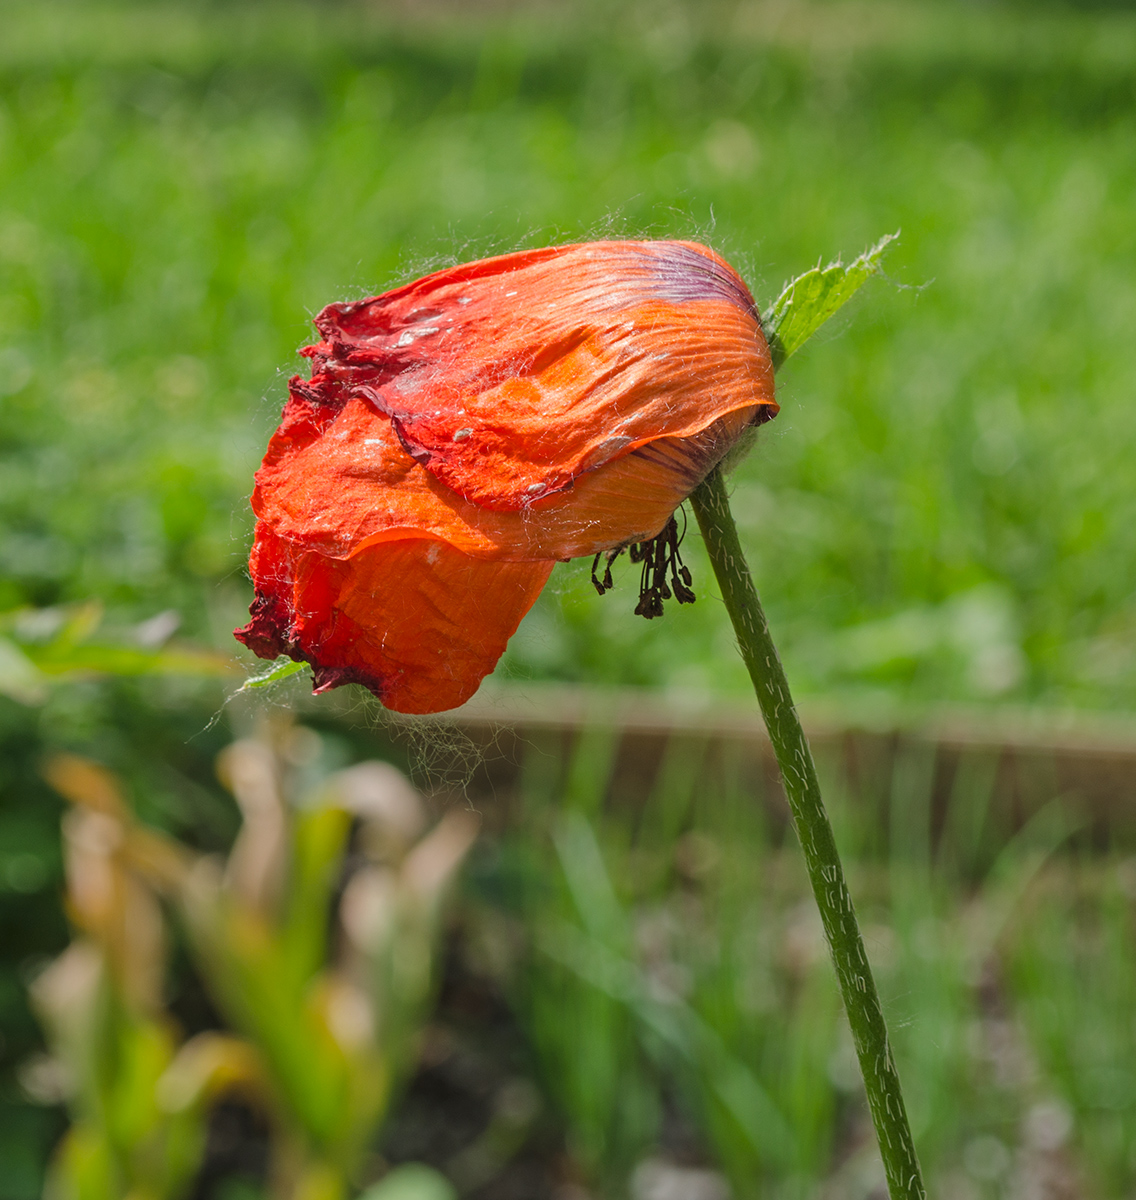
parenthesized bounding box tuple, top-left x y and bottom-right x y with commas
(33, 756, 234, 1200)
(1007, 858, 1136, 1198)
(0, 602, 236, 705)
(472, 722, 1125, 1199)
(1, 0, 1135, 708)
(36, 733, 471, 1200)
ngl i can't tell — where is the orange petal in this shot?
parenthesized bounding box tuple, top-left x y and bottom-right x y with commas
(303, 240, 775, 510)
(235, 526, 553, 714)
(253, 394, 757, 564)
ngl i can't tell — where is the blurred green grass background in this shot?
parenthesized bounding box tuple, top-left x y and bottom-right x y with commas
(3, 0, 1135, 708)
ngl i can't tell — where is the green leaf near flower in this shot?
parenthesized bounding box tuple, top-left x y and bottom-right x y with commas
(765, 232, 899, 371)
(235, 656, 309, 692)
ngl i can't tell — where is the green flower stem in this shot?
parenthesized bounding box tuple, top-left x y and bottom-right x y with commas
(689, 466, 925, 1200)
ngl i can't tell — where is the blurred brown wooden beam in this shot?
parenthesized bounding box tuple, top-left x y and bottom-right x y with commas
(320, 683, 1136, 848)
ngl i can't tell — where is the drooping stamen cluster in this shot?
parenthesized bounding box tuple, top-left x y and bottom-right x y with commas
(590, 512, 696, 619)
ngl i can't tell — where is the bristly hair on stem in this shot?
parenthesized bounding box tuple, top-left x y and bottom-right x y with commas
(590, 511, 696, 618)
(690, 466, 926, 1200)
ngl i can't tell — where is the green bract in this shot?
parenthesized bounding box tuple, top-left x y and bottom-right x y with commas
(765, 232, 899, 372)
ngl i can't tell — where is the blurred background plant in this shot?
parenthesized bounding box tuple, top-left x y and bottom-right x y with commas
(357, 705, 1136, 1200)
(465, 723, 1096, 1200)
(34, 728, 472, 1200)
(4, 0, 1136, 1195)
(30, 753, 255, 1200)
(0, 603, 236, 708)
(35, 708, 1122, 1200)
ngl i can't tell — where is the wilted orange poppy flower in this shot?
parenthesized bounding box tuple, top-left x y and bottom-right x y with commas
(235, 240, 777, 714)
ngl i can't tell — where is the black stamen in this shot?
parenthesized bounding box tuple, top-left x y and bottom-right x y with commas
(591, 549, 620, 595)
(591, 552, 606, 595)
(593, 510, 696, 619)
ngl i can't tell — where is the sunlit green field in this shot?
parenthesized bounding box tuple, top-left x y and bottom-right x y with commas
(3, 0, 1136, 707)
(3, 1, 1136, 1196)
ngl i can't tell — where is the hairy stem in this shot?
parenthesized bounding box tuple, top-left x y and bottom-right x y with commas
(689, 466, 925, 1200)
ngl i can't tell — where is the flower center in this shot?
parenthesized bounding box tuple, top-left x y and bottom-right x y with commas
(590, 511, 696, 619)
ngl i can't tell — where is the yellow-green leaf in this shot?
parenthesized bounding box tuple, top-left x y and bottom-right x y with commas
(765, 232, 898, 371)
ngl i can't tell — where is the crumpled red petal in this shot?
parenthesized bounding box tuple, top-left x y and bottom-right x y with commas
(252, 391, 757, 565)
(237, 238, 778, 713)
(300, 240, 775, 511)
(235, 525, 554, 714)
